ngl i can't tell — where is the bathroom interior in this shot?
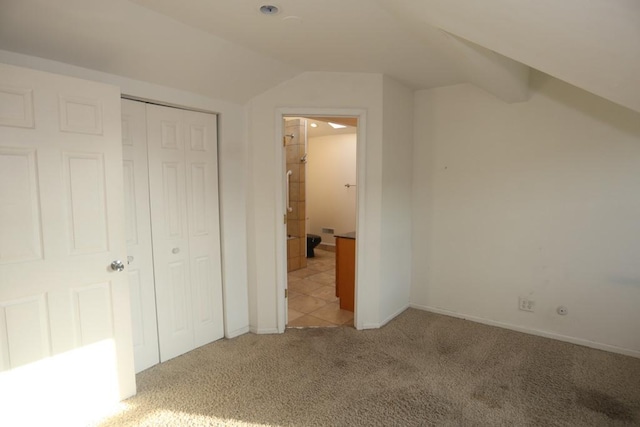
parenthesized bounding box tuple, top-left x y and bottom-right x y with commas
(284, 116, 358, 328)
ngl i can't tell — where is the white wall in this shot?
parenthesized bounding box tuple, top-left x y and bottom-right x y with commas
(246, 71, 415, 333)
(307, 133, 357, 245)
(380, 75, 414, 324)
(411, 70, 640, 356)
(246, 72, 383, 332)
(0, 50, 250, 338)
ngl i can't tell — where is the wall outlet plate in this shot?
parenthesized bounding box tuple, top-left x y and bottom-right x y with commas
(519, 297, 535, 312)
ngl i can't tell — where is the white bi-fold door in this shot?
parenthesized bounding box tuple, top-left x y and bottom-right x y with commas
(0, 63, 135, 426)
(121, 99, 159, 372)
(124, 101, 224, 366)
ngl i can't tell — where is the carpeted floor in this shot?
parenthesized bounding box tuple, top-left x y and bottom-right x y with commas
(95, 309, 640, 426)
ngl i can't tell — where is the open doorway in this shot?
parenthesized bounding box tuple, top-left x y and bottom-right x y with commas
(284, 116, 358, 328)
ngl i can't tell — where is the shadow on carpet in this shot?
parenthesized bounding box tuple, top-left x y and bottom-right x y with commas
(95, 309, 640, 426)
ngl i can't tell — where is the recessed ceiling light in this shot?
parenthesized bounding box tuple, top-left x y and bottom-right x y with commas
(328, 122, 347, 129)
(260, 5, 279, 15)
(310, 123, 318, 128)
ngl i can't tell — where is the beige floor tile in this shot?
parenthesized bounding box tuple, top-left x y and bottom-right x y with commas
(288, 268, 318, 279)
(287, 308, 304, 322)
(286, 249, 341, 328)
(289, 278, 325, 295)
(309, 285, 338, 302)
(318, 258, 335, 263)
(288, 289, 304, 299)
(308, 252, 331, 260)
(307, 262, 335, 273)
(287, 314, 336, 328)
(310, 249, 333, 258)
(287, 274, 302, 283)
(288, 294, 328, 313)
(310, 302, 354, 325)
(307, 272, 335, 285)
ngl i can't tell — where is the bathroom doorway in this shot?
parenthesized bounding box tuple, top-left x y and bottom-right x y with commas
(283, 116, 358, 328)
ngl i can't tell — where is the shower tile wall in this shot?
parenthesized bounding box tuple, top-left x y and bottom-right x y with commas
(286, 119, 307, 272)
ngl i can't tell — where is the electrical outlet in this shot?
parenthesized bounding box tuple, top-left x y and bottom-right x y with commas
(519, 297, 535, 312)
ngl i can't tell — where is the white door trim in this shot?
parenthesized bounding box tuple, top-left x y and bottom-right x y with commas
(275, 107, 367, 333)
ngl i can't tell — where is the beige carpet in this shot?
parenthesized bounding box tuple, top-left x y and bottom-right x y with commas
(95, 309, 640, 426)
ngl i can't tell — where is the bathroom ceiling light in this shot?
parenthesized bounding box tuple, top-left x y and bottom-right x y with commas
(328, 122, 347, 129)
(310, 123, 318, 128)
(259, 5, 279, 15)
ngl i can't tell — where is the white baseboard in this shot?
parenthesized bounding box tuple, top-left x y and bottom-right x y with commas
(249, 327, 279, 335)
(410, 304, 640, 359)
(225, 326, 250, 339)
(360, 323, 379, 330)
(380, 304, 410, 328)
(359, 304, 410, 330)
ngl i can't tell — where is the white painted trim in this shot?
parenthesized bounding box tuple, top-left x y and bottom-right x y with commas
(361, 323, 380, 330)
(225, 326, 250, 339)
(275, 108, 367, 333)
(359, 305, 410, 330)
(353, 114, 367, 331)
(410, 304, 640, 359)
(380, 305, 410, 328)
(275, 113, 287, 334)
(250, 327, 280, 335)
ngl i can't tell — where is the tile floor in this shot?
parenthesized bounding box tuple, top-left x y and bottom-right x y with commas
(287, 248, 354, 328)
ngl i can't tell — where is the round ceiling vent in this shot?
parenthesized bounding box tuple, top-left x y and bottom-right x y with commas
(259, 5, 279, 15)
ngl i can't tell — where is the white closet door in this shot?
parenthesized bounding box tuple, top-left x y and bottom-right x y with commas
(146, 104, 223, 362)
(121, 99, 159, 372)
(184, 110, 224, 347)
(0, 63, 135, 426)
(146, 104, 192, 362)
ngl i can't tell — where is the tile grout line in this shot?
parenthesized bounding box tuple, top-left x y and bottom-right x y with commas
(287, 249, 352, 328)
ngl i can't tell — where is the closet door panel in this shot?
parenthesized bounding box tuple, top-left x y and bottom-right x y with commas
(121, 100, 159, 373)
(146, 105, 193, 362)
(184, 111, 224, 347)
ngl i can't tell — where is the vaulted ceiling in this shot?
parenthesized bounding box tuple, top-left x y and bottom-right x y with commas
(1, 0, 638, 112)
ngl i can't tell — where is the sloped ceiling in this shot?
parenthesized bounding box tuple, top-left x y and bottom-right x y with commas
(0, 0, 300, 103)
(378, 0, 640, 113)
(128, 0, 530, 103)
(0, 0, 638, 112)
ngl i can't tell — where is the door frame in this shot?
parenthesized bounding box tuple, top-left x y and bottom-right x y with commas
(275, 107, 367, 333)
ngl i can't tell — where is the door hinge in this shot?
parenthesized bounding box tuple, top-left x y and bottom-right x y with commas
(283, 136, 287, 146)
(284, 213, 287, 224)
(285, 289, 288, 298)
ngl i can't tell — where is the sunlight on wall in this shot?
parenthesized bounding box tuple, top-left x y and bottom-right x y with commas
(0, 339, 126, 427)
